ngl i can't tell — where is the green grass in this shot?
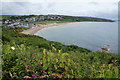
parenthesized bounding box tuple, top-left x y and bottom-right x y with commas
(2, 28, 91, 53)
(2, 27, 120, 79)
(24, 21, 70, 24)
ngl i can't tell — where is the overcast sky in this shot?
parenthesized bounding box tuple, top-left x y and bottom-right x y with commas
(1, 0, 120, 20)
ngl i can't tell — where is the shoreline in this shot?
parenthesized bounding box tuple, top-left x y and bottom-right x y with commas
(21, 22, 75, 35)
(21, 21, 113, 35)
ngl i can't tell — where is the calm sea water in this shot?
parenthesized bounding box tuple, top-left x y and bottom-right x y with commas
(35, 22, 118, 53)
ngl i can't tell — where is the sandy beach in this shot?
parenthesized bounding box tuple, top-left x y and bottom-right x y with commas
(21, 22, 72, 35)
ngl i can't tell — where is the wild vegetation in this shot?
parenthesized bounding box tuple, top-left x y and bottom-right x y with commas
(2, 28, 90, 53)
(0, 15, 119, 79)
(1, 27, 120, 79)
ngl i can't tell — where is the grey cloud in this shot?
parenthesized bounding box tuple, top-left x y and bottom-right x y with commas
(1, 2, 118, 20)
(2, 2, 43, 15)
(92, 10, 118, 20)
(46, 2, 56, 8)
(2, 2, 29, 15)
(89, 2, 99, 5)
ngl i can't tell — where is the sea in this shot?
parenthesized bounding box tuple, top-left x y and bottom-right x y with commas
(35, 22, 118, 54)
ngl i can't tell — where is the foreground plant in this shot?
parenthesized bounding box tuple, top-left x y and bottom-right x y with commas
(2, 44, 120, 79)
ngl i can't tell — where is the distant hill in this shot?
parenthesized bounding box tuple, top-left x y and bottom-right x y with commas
(1, 15, 114, 22)
(1, 15, 114, 28)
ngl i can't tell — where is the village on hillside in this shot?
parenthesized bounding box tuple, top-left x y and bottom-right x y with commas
(1, 15, 64, 28)
(1, 15, 114, 28)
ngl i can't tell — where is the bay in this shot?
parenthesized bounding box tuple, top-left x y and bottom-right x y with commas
(35, 22, 118, 53)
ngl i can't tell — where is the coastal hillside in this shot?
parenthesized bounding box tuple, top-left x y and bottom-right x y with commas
(1, 15, 114, 28)
(1, 15, 119, 79)
(2, 27, 120, 79)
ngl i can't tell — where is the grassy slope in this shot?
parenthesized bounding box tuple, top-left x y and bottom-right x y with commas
(1, 15, 119, 79)
(2, 28, 120, 79)
(2, 28, 91, 53)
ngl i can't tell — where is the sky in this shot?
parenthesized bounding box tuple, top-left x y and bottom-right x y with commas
(1, 0, 120, 20)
